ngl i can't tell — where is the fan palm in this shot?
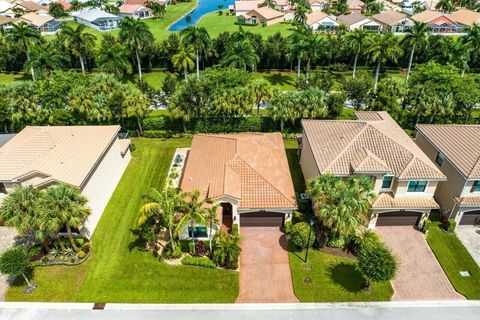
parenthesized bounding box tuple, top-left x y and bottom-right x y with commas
(403, 21, 429, 82)
(6, 22, 40, 80)
(172, 46, 195, 81)
(123, 88, 149, 135)
(368, 32, 403, 92)
(119, 17, 154, 80)
(180, 26, 211, 78)
(345, 29, 370, 78)
(249, 79, 273, 116)
(59, 24, 96, 74)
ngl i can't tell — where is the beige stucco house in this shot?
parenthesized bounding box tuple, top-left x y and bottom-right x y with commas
(416, 124, 480, 226)
(179, 133, 297, 239)
(237, 7, 284, 26)
(299, 111, 446, 228)
(0, 126, 131, 235)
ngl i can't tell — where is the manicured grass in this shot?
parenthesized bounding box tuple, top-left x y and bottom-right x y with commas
(6, 138, 239, 303)
(289, 247, 393, 302)
(426, 225, 480, 300)
(198, 11, 295, 38)
(254, 72, 296, 91)
(0, 73, 30, 84)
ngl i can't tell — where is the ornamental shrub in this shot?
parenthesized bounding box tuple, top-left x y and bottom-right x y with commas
(327, 235, 346, 248)
(422, 219, 432, 233)
(290, 222, 315, 249)
(77, 251, 86, 259)
(162, 242, 182, 259)
(284, 221, 292, 234)
(181, 256, 217, 269)
(446, 218, 456, 232)
(357, 242, 397, 287)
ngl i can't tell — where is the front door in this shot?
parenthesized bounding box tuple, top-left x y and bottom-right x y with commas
(221, 203, 233, 231)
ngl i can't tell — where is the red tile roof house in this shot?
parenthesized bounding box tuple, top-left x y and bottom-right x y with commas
(179, 133, 297, 239)
(118, 4, 152, 20)
(411, 10, 465, 34)
(415, 124, 480, 226)
(299, 111, 446, 228)
(0, 126, 131, 236)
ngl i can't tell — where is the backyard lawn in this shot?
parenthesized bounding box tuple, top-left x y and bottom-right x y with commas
(6, 138, 239, 303)
(427, 224, 480, 300)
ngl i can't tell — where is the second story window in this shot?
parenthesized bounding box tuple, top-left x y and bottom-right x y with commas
(435, 152, 445, 166)
(381, 176, 393, 189)
(471, 181, 480, 193)
(407, 180, 428, 193)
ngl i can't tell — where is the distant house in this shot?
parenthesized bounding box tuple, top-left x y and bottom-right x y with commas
(373, 10, 413, 33)
(447, 9, 480, 28)
(0, 0, 14, 17)
(13, 1, 46, 13)
(272, 0, 290, 11)
(20, 12, 61, 34)
(73, 8, 120, 31)
(53, 0, 72, 11)
(347, 0, 364, 12)
(234, 0, 261, 16)
(306, 11, 339, 31)
(338, 12, 382, 32)
(0, 15, 15, 30)
(118, 4, 152, 19)
(237, 7, 284, 26)
(309, 0, 328, 12)
(411, 10, 463, 34)
(123, 0, 168, 6)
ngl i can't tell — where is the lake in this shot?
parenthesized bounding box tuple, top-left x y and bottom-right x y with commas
(168, 0, 235, 31)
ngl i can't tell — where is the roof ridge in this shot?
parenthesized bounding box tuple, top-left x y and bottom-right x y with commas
(467, 156, 480, 178)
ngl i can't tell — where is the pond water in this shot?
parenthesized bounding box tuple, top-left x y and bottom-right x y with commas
(168, 0, 235, 31)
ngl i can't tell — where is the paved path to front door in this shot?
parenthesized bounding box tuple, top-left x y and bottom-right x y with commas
(455, 226, 480, 267)
(0, 227, 20, 301)
(236, 227, 298, 303)
(376, 226, 464, 301)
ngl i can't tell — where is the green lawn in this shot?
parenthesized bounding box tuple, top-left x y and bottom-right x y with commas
(198, 11, 295, 38)
(254, 72, 297, 91)
(6, 138, 239, 303)
(0, 73, 30, 84)
(289, 247, 394, 302)
(426, 224, 480, 300)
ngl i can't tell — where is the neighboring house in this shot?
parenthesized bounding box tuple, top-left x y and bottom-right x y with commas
(0, 126, 131, 235)
(306, 10, 339, 31)
(423, 0, 439, 10)
(338, 12, 382, 31)
(411, 10, 464, 34)
(347, 0, 364, 12)
(415, 125, 480, 226)
(373, 10, 414, 32)
(0, 134, 15, 148)
(237, 7, 284, 26)
(234, 0, 261, 16)
(0, 15, 15, 29)
(299, 111, 446, 229)
(0, 0, 14, 17)
(179, 133, 297, 239)
(118, 4, 152, 19)
(20, 12, 61, 34)
(123, 0, 169, 6)
(53, 0, 72, 11)
(448, 9, 480, 28)
(272, 0, 290, 11)
(73, 8, 120, 31)
(309, 0, 328, 12)
(13, 1, 46, 13)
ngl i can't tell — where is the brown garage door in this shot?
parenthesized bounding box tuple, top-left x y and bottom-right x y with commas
(240, 212, 284, 227)
(376, 211, 422, 226)
(459, 210, 480, 225)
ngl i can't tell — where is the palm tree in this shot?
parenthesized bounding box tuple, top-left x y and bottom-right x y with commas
(220, 39, 259, 71)
(59, 24, 96, 74)
(172, 46, 195, 81)
(204, 203, 219, 254)
(249, 79, 273, 116)
(119, 17, 154, 80)
(175, 190, 208, 255)
(461, 25, 480, 77)
(403, 21, 429, 82)
(268, 91, 300, 131)
(138, 188, 182, 251)
(147, 2, 166, 19)
(287, 29, 311, 80)
(96, 42, 132, 78)
(368, 32, 403, 92)
(7, 22, 40, 80)
(180, 26, 211, 78)
(344, 29, 370, 78)
(24, 43, 66, 80)
(294, 5, 309, 26)
(123, 88, 149, 135)
(213, 232, 241, 269)
(38, 184, 90, 252)
(436, 0, 455, 12)
(451, 41, 470, 77)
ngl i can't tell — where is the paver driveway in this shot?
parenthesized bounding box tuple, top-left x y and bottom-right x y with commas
(376, 226, 464, 301)
(455, 226, 480, 267)
(237, 227, 298, 303)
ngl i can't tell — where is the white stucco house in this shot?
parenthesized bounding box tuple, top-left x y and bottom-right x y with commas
(72, 8, 121, 31)
(0, 126, 131, 236)
(306, 11, 339, 31)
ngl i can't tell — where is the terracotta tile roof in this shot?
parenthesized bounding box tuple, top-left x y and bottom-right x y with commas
(306, 10, 329, 25)
(347, 0, 364, 10)
(247, 7, 283, 20)
(0, 126, 122, 188)
(20, 12, 54, 27)
(447, 9, 480, 27)
(416, 124, 480, 179)
(302, 111, 446, 180)
(54, 0, 71, 11)
(454, 196, 480, 207)
(180, 133, 297, 209)
(235, 0, 262, 11)
(119, 4, 149, 14)
(338, 12, 370, 26)
(411, 10, 443, 23)
(0, 15, 14, 25)
(16, 1, 44, 12)
(373, 10, 409, 26)
(372, 193, 440, 209)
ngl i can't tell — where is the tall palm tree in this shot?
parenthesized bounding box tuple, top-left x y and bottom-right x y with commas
(268, 91, 299, 131)
(123, 88, 149, 135)
(180, 26, 211, 79)
(220, 39, 259, 71)
(287, 28, 311, 80)
(461, 25, 480, 77)
(7, 22, 40, 80)
(403, 21, 429, 82)
(204, 203, 219, 255)
(96, 42, 132, 78)
(147, 2, 166, 19)
(59, 24, 96, 74)
(249, 79, 273, 116)
(38, 184, 90, 252)
(172, 46, 195, 81)
(344, 29, 370, 78)
(24, 43, 66, 80)
(119, 17, 154, 80)
(368, 32, 403, 92)
(294, 5, 309, 26)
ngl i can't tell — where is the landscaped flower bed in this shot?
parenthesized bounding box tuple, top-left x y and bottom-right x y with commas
(29, 238, 92, 267)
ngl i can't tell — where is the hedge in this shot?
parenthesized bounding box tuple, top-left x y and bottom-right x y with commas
(181, 256, 217, 269)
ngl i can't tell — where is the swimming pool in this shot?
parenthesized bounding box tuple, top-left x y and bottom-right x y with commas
(168, 0, 235, 31)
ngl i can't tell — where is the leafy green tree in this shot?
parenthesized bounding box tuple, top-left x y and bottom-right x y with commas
(461, 25, 480, 76)
(268, 91, 300, 131)
(119, 17, 154, 80)
(24, 43, 67, 80)
(213, 231, 241, 269)
(372, 78, 403, 111)
(435, 0, 455, 12)
(147, 2, 166, 19)
(402, 21, 429, 82)
(345, 29, 370, 78)
(343, 75, 372, 110)
(48, 2, 67, 18)
(290, 222, 315, 248)
(172, 46, 195, 81)
(368, 32, 402, 92)
(326, 91, 346, 119)
(0, 248, 34, 289)
(7, 22, 40, 80)
(357, 242, 397, 288)
(96, 40, 132, 78)
(59, 24, 96, 74)
(180, 26, 211, 78)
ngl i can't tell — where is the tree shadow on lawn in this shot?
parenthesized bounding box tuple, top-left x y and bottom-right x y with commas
(328, 262, 364, 293)
(262, 73, 295, 89)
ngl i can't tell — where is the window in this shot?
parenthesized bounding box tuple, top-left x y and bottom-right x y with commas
(407, 180, 428, 193)
(435, 152, 445, 166)
(188, 226, 208, 238)
(471, 181, 480, 193)
(381, 176, 393, 189)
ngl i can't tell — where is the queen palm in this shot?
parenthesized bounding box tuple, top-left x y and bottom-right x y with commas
(368, 32, 402, 92)
(119, 17, 154, 80)
(403, 21, 429, 82)
(268, 91, 299, 131)
(344, 29, 370, 78)
(7, 22, 40, 80)
(180, 26, 211, 78)
(172, 46, 195, 81)
(287, 29, 311, 80)
(59, 24, 96, 74)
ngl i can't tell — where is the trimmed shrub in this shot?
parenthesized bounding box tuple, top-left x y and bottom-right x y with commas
(327, 235, 346, 248)
(284, 221, 292, 234)
(290, 222, 315, 249)
(81, 242, 91, 253)
(75, 238, 85, 247)
(162, 242, 182, 259)
(422, 219, 432, 233)
(231, 224, 239, 235)
(357, 242, 397, 286)
(77, 251, 86, 259)
(181, 256, 217, 269)
(446, 218, 456, 232)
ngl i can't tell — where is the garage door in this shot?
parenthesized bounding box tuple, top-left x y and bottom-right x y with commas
(376, 211, 422, 226)
(459, 210, 480, 225)
(240, 212, 284, 227)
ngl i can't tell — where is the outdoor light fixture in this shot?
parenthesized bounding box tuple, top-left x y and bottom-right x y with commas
(304, 218, 315, 263)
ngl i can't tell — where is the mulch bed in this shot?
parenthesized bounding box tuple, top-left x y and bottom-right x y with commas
(319, 246, 356, 259)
